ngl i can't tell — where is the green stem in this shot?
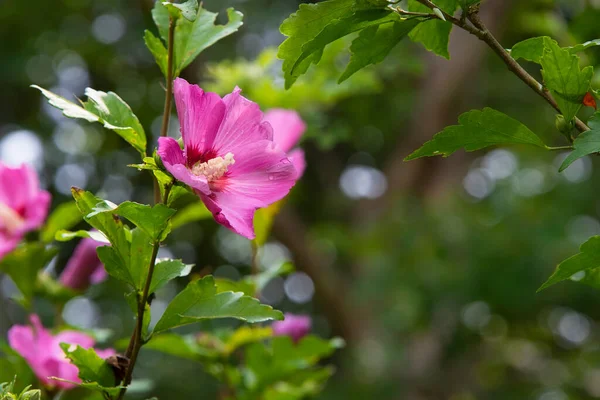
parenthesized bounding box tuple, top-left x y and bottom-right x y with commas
(545, 145, 574, 151)
(117, 17, 176, 400)
(153, 16, 176, 205)
(116, 188, 171, 400)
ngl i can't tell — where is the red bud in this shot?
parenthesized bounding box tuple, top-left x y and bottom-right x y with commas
(583, 92, 597, 110)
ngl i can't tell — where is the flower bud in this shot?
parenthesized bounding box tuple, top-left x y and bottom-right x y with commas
(555, 114, 573, 136)
(59, 236, 107, 290)
(272, 313, 311, 343)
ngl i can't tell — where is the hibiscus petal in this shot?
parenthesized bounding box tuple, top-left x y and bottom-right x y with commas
(287, 148, 306, 180)
(202, 141, 296, 239)
(158, 137, 210, 195)
(212, 87, 273, 155)
(263, 109, 306, 153)
(21, 190, 51, 233)
(0, 234, 21, 259)
(173, 78, 225, 164)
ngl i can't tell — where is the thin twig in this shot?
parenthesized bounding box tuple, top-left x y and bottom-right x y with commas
(411, 0, 590, 133)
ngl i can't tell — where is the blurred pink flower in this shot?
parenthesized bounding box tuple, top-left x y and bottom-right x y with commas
(8, 314, 115, 390)
(59, 235, 108, 290)
(263, 109, 307, 179)
(0, 163, 51, 259)
(158, 78, 296, 239)
(272, 313, 311, 343)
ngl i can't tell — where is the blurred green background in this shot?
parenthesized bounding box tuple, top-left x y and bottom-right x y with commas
(2, 0, 600, 399)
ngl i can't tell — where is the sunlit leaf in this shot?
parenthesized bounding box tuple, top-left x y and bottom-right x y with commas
(408, 0, 458, 59)
(32, 86, 147, 157)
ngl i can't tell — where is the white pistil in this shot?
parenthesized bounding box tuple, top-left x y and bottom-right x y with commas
(191, 152, 235, 181)
(0, 202, 25, 235)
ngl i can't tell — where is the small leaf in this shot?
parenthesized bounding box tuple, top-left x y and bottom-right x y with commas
(510, 36, 547, 63)
(143, 333, 200, 361)
(33, 86, 147, 157)
(149, 259, 193, 294)
(339, 19, 419, 83)
(405, 108, 546, 160)
(162, 0, 198, 22)
(152, 2, 243, 77)
(408, 0, 458, 59)
(153, 276, 283, 333)
(511, 37, 600, 64)
(541, 39, 593, 122)
(60, 344, 116, 388)
(144, 30, 168, 77)
(55, 229, 110, 244)
(40, 202, 82, 243)
(539, 236, 600, 291)
(559, 129, 600, 171)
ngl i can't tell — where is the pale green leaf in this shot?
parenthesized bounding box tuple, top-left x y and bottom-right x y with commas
(40, 202, 83, 243)
(539, 236, 600, 291)
(33, 86, 147, 157)
(59, 344, 117, 389)
(149, 259, 193, 294)
(162, 0, 198, 22)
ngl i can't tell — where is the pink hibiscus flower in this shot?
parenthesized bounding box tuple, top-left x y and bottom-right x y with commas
(59, 235, 108, 291)
(0, 163, 51, 260)
(272, 313, 312, 343)
(263, 109, 307, 179)
(8, 314, 115, 390)
(157, 78, 297, 239)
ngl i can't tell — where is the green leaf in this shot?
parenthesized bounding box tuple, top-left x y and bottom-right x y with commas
(49, 378, 120, 397)
(510, 36, 547, 63)
(291, 10, 401, 75)
(83, 88, 147, 157)
(511, 37, 600, 64)
(539, 236, 600, 291)
(0, 243, 58, 305)
(405, 108, 546, 160)
(170, 201, 212, 230)
(540, 39, 593, 122)
(253, 201, 285, 248)
(559, 129, 600, 171)
(59, 344, 116, 389)
(152, 2, 243, 77)
(153, 276, 283, 333)
(40, 202, 82, 243)
(32, 86, 147, 157)
(278, 0, 355, 89)
(144, 30, 168, 77)
(568, 39, 600, 53)
(408, 0, 458, 59)
(339, 19, 419, 83)
(162, 0, 198, 22)
(110, 202, 176, 242)
(149, 259, 193, 294)
(71, 188, 153, 290)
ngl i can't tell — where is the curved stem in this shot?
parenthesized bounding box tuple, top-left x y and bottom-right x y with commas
(412, 0, 590, 133)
